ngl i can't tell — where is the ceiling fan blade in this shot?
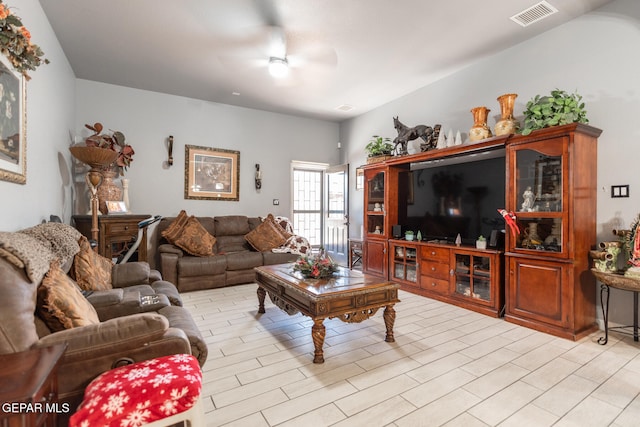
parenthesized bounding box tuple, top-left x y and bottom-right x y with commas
(268, 26, 287, 59)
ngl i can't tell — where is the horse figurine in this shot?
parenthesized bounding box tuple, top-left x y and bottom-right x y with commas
(392, 116, 436, 155)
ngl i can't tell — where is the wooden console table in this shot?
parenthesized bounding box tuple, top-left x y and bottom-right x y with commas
(0, 344, 67, 427)
(591, 269, 640, 345)
(255, 264, 399, 363)
(73, 214, 150, 263)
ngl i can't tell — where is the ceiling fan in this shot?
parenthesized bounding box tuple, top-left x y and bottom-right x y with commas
(217, 2, 337, 84)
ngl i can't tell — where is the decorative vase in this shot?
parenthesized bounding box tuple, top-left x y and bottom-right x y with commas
(469, 106, 492, 142)
(494, 93, 519, 136)
(97, 167, 122, 214)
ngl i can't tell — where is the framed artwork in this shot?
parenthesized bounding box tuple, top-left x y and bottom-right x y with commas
(185, 145, 240, 201)
(355, 167, 364, 191)
(0, 54, 26, 184)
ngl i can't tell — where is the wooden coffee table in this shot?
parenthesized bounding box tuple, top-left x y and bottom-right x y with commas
(255, 264, 400, 363)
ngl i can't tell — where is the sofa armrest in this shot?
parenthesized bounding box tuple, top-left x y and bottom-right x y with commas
(35, 313, 174, 355)
(87, 289, 171, 320)
(111, 262, 152, 287)
(158, 243, 184, 256)
(159, 245, 183, 286)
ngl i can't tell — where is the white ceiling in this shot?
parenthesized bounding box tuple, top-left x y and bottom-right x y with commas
(39, 0, 613, 122)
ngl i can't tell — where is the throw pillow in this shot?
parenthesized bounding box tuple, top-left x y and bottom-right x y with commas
(72, 236, 114, 291)
(161, 210, 189, 244)
(245, 217, 288, 252)
(272, 235, 312, 255)
(263, 213, 294, 240)
(173, 216, 216, 257)
(37, 261, 100, 332)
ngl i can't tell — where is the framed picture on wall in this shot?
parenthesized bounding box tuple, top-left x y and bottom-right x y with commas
(185, 145, 240, 201)
(0, 53, 26, 184)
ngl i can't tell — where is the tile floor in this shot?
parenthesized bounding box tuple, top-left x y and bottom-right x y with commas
(182, 284, 640, 426)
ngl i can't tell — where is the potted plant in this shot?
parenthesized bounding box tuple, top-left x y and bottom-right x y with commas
(405, 230, 414, 241)
(520, 89, 589, 136)
(365, 135, 394, 164)
(476, 235, 487, 249)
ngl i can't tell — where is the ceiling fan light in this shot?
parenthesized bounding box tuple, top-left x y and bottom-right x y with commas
(268, 57, 289, 78)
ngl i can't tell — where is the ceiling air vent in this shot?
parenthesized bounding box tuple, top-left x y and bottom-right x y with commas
(510, 1, 558, 27)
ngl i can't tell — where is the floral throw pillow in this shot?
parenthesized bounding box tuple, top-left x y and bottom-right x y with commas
(173, 216, 216, 257)
(245, 217, 288, 252)
(71, 236, 113, 291)
(37, 261, 100, 332)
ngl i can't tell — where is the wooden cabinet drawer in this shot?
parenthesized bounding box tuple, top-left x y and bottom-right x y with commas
(420, 276, 450, 294)
(105, 222, 137, 236)
(421, 246, 449, 262)
(420, 260, 450, 279)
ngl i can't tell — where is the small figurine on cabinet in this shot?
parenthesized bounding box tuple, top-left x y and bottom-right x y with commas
(374, 225, 382, 234)
(392, 116, 435, 155)
(374, 203, 382, 212)
(522, 186, 535, 212)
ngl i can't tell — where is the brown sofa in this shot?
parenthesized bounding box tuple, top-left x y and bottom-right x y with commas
(156, 215, 300, 292)
(0, 223, 207, 417)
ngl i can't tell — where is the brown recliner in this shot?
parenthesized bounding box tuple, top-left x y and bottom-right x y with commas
(0, 224, 207, 419)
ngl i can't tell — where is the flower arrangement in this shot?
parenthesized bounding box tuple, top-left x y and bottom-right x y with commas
(292, 249, 338, 279)
(0, 1, 48, 80)
(83, 122, 134, 175)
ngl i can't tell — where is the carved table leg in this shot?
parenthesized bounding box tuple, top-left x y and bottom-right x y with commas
(383, 304, 396, 343)
(257, 286, 266, 314)
(598, 284, 610, 345)
(311, 318, 326, 363)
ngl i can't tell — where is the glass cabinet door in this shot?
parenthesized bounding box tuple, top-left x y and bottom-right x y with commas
(366, 171, 385, 235)
(391, 243, 418, 284)
(511, 144, 566, 255)
(516, 149, 562, 214)
(453, 253, 491, 302)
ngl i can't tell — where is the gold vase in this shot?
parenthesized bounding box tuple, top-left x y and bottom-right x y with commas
(469, 106, 492, 142)
(96, 167, 122, 214)
(494, 93, 519, 136)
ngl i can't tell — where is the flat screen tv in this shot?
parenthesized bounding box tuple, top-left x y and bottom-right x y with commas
(403, 149, 506, 247)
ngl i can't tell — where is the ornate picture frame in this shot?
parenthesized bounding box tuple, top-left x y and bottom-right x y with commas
(0, 53, 26, 184)
(185, 145, 240, 201)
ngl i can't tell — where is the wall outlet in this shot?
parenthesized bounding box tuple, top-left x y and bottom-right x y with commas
(273, 199, 279, 205)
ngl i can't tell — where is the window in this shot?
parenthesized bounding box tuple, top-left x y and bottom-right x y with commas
(291, 161, 327, 246)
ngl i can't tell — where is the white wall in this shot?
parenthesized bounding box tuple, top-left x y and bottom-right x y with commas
(0, 0, 76, 229)
(74, 80, 340, 219)
(341, 0, 640, 326)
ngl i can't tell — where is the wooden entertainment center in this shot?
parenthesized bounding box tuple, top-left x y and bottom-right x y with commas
(361, 123, 601, 340)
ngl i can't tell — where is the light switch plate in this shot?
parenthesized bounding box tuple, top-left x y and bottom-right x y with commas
(611, 185, 629, 198)
(273, 199, 280, 205)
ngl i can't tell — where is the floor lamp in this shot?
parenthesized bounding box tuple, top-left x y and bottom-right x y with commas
(69, 146, 118, 248)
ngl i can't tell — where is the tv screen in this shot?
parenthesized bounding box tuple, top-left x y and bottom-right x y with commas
(404, 153, 506, 246)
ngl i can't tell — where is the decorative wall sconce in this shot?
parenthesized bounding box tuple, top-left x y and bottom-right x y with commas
(255, 164, 262, 190)
(167, 135, 174, 166)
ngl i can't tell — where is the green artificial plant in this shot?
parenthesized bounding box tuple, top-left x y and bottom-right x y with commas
(365, 135, 393, 157)
(521, 89, 589, 136)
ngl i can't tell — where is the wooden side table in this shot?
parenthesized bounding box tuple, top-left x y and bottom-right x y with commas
(591, 269, 640, 345)
(0, 344, 67, 427)
(73, 214, 150, 263)
(348, 238, 363, 270)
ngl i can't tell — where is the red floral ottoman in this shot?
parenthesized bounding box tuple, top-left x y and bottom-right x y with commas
(70, 354, 203, 427)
